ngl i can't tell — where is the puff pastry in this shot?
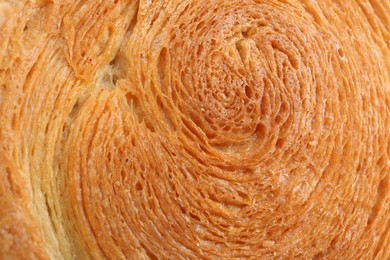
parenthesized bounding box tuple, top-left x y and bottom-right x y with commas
(0, 0, 389, 259)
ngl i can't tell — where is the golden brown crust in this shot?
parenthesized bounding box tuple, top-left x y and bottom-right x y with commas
(0, 0, 389, 259)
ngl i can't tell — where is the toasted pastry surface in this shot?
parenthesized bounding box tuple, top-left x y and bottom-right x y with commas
(0, 0, 389, 259)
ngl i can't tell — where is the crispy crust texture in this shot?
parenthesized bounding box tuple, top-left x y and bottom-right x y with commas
(0, 0, 389, 259)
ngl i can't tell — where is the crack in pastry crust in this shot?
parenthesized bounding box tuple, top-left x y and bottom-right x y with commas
(0, 0, 389, 259)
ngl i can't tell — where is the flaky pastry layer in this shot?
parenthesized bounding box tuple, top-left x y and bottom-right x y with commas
(0, 0, 389, 259)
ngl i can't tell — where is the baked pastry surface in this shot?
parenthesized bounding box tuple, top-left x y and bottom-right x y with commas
(0, 0, 389, 259)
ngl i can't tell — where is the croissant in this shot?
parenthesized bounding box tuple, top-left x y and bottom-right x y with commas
(1, 0, 389, 259)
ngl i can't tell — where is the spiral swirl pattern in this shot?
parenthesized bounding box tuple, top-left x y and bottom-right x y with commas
(0, 0, 389, 259)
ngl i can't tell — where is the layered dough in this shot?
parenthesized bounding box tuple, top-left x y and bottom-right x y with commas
(0, 0, 389, 259)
